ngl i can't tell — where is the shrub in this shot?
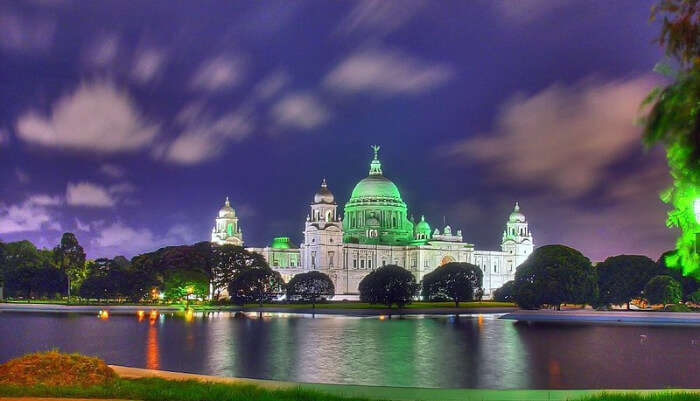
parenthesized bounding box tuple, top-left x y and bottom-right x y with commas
(421, 262, 482, 307)
(0, 350, 116, 386)
(644, 275, 682, 306)
(493, 280, 515, 302)
(286, 271, 335, 307)
(359, 265, 418, 308)
(513, 245, 597, 310)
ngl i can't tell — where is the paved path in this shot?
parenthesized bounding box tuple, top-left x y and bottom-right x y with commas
(501, 310, 700, 325)
(0, 303, 515, 316)
(110, 365, 699, 401)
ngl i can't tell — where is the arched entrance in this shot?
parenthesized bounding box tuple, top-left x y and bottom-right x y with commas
(440, 255, 455, 266)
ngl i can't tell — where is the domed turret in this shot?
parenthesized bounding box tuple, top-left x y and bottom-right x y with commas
(219, 197, 235, 218)
(314, 179, 335, 204)
(509, 202, 526, 223)
(415, 215, 431, 240)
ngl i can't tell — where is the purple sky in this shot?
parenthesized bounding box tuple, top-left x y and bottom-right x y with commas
(0, 0, 676, 262)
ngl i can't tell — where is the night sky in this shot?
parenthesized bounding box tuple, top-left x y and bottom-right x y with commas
(0, 0, 676, 262)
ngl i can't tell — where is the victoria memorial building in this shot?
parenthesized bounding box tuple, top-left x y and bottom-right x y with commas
(211, 146, 534, 297)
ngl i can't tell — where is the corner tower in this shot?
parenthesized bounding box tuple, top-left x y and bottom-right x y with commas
(211, 197, 243, 246)
(342, 145, 414, 245)
(302, 179, 343, 271)
(501, 202, 533, 267)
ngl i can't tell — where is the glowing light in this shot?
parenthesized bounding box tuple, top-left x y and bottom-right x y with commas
(149, 310, 158, 325)
(184, 308, 194, 323)
(378, 315, 386, 320)
(98, 310, 109, 319)
(137, 310, 145, 321)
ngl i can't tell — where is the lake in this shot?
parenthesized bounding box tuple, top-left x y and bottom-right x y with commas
(1, 311, 698, 389)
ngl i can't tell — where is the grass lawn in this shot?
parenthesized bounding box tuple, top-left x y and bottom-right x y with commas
(0, 378, 698, 401)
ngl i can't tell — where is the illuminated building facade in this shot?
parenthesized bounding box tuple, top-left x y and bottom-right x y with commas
(213, 147, 534, 296)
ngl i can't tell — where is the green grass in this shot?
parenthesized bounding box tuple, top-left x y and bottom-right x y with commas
(0, 378, 697, 401)
(580, 393, 700, 401)
(0, 377, 376, 401)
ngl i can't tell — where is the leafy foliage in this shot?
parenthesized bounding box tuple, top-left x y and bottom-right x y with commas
(644, 275, 683, 305)
(228, 267, 284, 306)
(358, 264, 418, 308)
(286, 271, 335, 306)
(493, 280, 515, 302)
(656, 250, 700, 299)
(644, 0, 700, 276)
(53, 233, 87, 294)
(596, 255, 658, 308)
(513, 245, 597, 309)
(421, 262, 483, 307)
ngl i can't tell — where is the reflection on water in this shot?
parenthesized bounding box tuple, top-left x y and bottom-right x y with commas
(0, 311, 698, 389)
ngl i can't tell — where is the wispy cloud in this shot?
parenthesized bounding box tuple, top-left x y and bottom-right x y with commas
(16, 80, 159, 153)
(83, 33, 119, 66)
(337, 0, 424, 37)
(190, 55, 246, 92)
(94, 221, 195, 256)
(0, 10, 55, 53)
(131, 47, 166, 83)
(66, 182, 115, 207)
(324, 48, 453, 96)
(448, 76, 656, 197)
(270, 92, 330, 130)
(492, 0, 569, 23)
(158, 101, 253, 164)
(0, 195, 62, 234)
(99, 164, 126, 179)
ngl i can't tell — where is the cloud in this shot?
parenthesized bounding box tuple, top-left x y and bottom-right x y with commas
(159, 102, 253, 164)
(337, 0, 424, 36)
(0, 128, 8, 145)
(0, 195, 62, 234)
(324, 48, 453, 96)
(0, 10, 55, 53)
(94, 222, 194, 256)
(254, 70, 290, 101)
(16, 80, 159, 153)
(190, 55, 246, 91)
(75, 218, 91, 232)
(83, 33, 119, 66)
(66, 182, 115, 207)
(492, 0, 568, 23)
(15, 168, 30, 184)
(99, 164, 125, 178)
(108, 182, 135, 195)
(448, 76, 656, 197)
(270, 92, 330, 130)
(131, 48, 166, 83)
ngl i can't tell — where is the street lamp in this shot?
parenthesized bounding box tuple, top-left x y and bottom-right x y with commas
(185, 286, 194, 310)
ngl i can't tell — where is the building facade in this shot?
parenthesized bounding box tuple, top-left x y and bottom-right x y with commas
(212, 147, 534, 296)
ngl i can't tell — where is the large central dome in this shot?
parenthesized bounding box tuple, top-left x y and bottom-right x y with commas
(350, 175, 402, 201)
(343, 146, 414, 245)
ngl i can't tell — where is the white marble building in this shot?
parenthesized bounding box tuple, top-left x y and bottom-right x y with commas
(213, 148, 534, 296)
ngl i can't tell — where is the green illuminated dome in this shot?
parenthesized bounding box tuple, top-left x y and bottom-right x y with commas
(415, 215, 431, 239)
(270, 236, 296, 249)
(342, 146, 414, 245)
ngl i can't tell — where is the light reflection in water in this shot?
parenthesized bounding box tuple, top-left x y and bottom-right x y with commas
(146, 323, 159, 370)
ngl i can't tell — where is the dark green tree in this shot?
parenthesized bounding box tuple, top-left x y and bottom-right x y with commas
(211, 244, 269, 297)
(513, 245, 597, 310)
(359, 265, 418, 308)
(53, 233, 86, 301)
(644, 275, 682, 306)
(421, 262, 483, 307)
(286, 271, 335, 308)
(656, 250, 700, 300)
(493, 280, 515, 302)
(228, 267, 284, 306)
(596, 255, 658, 309)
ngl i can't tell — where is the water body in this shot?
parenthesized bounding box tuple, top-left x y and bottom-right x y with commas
(0, 311, 698, 389)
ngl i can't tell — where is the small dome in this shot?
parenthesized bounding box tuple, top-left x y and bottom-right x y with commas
(415, 215, 431, 237)
(509, 202, 526, 223)
(219, 197, 235, 218)
(314, 179, 335, 204)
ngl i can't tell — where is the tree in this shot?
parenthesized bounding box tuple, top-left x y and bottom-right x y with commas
(53, 233, 86, 301)
(493, 280, 515, 302)
(211, 245, 269, 297)
(286, 271, 335, 308)
(596, 255, 658, 309)
(421, 262, 483, 307)
(513, 245, 597, 310)
(644, 0, 700, 276)
(359, 265, 418, 308)
(644, 275, 682, 306)
(227, 267, 284, 306)
(656, 250, 700, 300)
(688, 289, 700, 304)
(162, 269, 210, 302)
